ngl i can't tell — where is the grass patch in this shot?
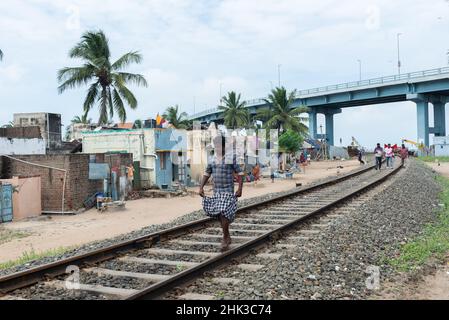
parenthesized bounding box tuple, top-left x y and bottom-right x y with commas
(419, 156, 449, 163)
(389, 175, 449, 272)
(0, 246, 74, 271)
(0, 228, 31, 245)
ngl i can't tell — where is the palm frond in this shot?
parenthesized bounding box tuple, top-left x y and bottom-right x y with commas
(112, 88, 126, 122)
(112, 52, 143, 71)
(116, 72, 148, 87)
(58, 66, 96, 93)
(83, 82, 100, 114)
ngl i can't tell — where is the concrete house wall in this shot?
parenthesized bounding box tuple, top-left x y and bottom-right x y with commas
(434, 136, 449, 157)
(0, 137, 46, 155)
(82, 129, 157, 188)
(0, 176, 42, 220)
(0, 153, 132, 212)
(186, 130, 209, 185)
(13, 113, 62, 149)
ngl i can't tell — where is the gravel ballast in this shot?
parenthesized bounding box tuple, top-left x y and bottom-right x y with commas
(0, 171, 351, 277)
(2, 160, 441, 301)
(181, 160, 442, 300)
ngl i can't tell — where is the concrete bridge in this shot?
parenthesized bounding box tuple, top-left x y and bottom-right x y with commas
(190, 67, 449, 146)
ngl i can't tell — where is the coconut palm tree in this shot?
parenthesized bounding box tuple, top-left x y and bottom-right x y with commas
(71, 113, 92, 125)
(65, 114, 93, 141)
(58, 30, 148, 125)
(134, 119, 143, 129)
(162, 105, 191, 129)
(218, 91, 249, 129)
(256, 87, 309, 135)
(2, 121, 14, 128)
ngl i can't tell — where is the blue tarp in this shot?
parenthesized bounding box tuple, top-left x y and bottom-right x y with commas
(89, 163, 110, 180)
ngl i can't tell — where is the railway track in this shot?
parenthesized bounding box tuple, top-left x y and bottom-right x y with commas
(0, 163, 401, 300)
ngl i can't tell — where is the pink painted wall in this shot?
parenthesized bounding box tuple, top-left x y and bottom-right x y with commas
(0, 176, 42, 220)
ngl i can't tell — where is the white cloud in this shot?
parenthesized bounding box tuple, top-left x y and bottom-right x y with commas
(0, 64, 26, 82)
(0, 0, 448, 145)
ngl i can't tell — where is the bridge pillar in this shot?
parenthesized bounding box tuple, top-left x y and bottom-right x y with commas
(325, 113, 334, 146)
(308, 111, 317, 139)
(408, 94, 430, 147)
(433, 101, 446, 137)
(416, 101, 429, 147)
(315, 108, 341, 146)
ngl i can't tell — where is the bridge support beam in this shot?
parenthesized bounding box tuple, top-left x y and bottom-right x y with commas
(408, 94, 430, 148)
(308, 111, 317, 139)
(325, 113, 334, 146)
(312, 108, 342, 146)
(416, 101, 429, 147)
(433, 101, 446, 137)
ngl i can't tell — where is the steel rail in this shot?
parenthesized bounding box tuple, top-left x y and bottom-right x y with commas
(127, 164, 402, 300)
(0, 162, 377, 295)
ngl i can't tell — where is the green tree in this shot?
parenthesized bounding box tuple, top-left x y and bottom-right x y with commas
(58, 30, 148, 125)
(66, 114, 93, 141)
(2, 121, 14, 128)
(134, 119, 143, 129)
(279, 129, 303, 154)
(218, 91, 249, 129)
(71, 113, 92, 125)
(162, 105, 191, 129)
(256, 87, 309, 135)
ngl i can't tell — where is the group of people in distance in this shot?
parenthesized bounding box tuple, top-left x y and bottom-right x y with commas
(373, 143, 409, 170)
(199, 136, 412, 252)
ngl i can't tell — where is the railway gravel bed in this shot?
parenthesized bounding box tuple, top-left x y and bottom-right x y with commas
(169, 160, 441, 300)
(0, 170, 366, 277)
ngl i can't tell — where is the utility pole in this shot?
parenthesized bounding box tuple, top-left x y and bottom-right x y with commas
(397, 33, 402, 75)
(277, 64, 281, 87)
(357, 59, 362, 81)
(219, 83, 223, 104)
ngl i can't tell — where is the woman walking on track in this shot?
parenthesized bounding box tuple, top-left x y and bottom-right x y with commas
(399, 144, 409, 167)
(199, 135, 244, 251)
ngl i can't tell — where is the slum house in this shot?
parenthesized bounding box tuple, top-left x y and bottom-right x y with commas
(14, 113, 62, 150)
(13, 112, 81, 154)
(82, 128, 189, 190)
(0, 153, 133, 214)
(434, 136, 449, 156)
(0, 126, 46, 155)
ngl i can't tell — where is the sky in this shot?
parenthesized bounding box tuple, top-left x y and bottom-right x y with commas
(1, 0, 449, 148)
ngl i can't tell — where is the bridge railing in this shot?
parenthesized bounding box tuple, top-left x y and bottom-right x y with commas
(190, 67, 449, 119)
(296, 67, 449, 97)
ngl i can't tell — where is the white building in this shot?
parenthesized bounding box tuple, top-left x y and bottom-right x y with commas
(434, 136, 449, 157)
(0, 137, 46, 155)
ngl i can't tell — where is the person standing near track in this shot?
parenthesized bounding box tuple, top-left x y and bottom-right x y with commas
(385, 143, 393, 169)
(374, 143, 384, 170)
(199, 135, 244, 251)
(358, 148, 366, 165)
(399, 144, 409, 167)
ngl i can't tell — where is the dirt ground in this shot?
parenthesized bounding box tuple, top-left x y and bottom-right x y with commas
(426, 161, 449, 178)
(376, 161, 449, 300)
(378, 263, 449, 300)
(0, 159, 361, 264)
